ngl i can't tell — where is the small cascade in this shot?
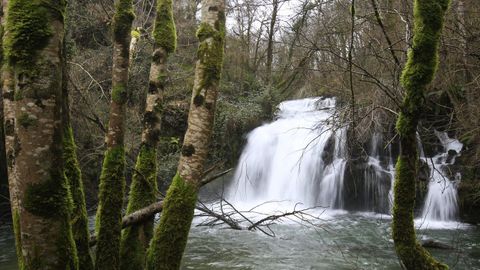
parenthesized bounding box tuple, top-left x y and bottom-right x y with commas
(341, 132, 395, 214)
(316, 128, 347, 209)
(362, 133, 395, 213)
(420, 131, 463, 222)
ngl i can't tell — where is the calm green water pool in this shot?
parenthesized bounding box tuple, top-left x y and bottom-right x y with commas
(1, 212, 479, 269)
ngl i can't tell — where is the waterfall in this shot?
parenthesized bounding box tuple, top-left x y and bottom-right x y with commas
(227, 97, 347, 209)
(420, 131, 463, 222)
(227, 97, 462, 223)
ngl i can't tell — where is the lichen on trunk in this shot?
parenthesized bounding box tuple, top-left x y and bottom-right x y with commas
(95, 0, 134, 269)
(3, 0, 79, 268)
(119, 0, 176, 268)
(146, 0, 225, 268)
(392, 0, 450, 269)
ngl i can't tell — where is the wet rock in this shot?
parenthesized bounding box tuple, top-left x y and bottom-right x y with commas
(342, 160, 392, 214)
(321, 135, 335, 166)
(458, 179, 480, 224)
(418, 159, 430, 182)
(446, 149, 457, 164)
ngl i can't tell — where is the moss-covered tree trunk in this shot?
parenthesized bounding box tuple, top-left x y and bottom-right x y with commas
(146, 0, 225, 268)
(3, 0, 79, 268)
(62, 18, 94, 269)
(0, 0, 10, 221)
(119, 0, 176, 269)
(1, 1, 21, 265)
(95, 0, 134, 269)
(392, 0, 450, 269)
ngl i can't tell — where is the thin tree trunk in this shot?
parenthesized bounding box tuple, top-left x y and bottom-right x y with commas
(89, 168, 230, 247)
(119, 0, 176, 268)
(392, 0, 450, 269)
(1, 3, 20, 262)
(95, 0, 134, 269)
(0, 0, 10, 221)
(3, 0, 78, 268)
(62, 11, 94, 268)
(146, 0, 226, 268)
(456, 0, 470, 82)
(265, 0, 278, 85)
(348, 0, 356, 130)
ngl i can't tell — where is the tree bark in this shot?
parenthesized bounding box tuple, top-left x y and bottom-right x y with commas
(119, 0, 176, 269)
(3, 0, 78, 268)
(392, 0, 450, 269)
(146, 0, 226, 268)
(95, 0, 134, 269)
(0, 0, 10, 221)
(1, 1, 20, 263)
(89, 168, 231, 247)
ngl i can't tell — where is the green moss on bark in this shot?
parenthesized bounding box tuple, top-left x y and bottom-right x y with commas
(95, 146, 126, 270)
(17, 112, 37, 128)
(392, 0, 450, 269)
(112, 83, 128, 104)
(4, 0, 65, 71)
(4, 0, 51, 69)
(195, 13, 226, 93)
(153, 0, 176, 54)
(393, 154, 448, 269)
(146, 173, 198, 270)
(22, 168, 79, 269)
(113, 0, 134, 44)
(120, 144, 158, 270)
(12, 209, 24, 269)
(64, 126, 94, 270)
(23, 173, 72, 219)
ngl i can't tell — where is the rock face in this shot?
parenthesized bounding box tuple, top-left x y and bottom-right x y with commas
(341, 133, 394, 214)
(342, 160, 392, 214)
(321, 135, 335, 166)
(320, 132, 430, 215)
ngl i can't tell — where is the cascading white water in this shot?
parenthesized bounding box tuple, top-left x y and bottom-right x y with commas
(227, 97, 347, 209)
(316, 127, 347, 209)
(365, 133, 395, 213)
(420, 131, 463, 222)
(227, 97, 462, 223)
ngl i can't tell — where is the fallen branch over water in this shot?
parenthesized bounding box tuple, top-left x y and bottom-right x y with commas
(196, 199, 326, 237)
(89, 168, 232, 246)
